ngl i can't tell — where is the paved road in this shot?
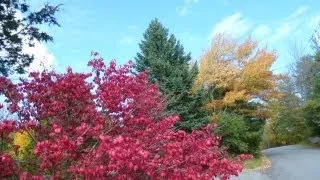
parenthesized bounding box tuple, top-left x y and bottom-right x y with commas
(231, 145, 320, 180)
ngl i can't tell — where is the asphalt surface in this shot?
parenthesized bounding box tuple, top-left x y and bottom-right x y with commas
(231, 145, 320, 180)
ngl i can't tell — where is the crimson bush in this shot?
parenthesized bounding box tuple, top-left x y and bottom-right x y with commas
(0, 54, 251, 179)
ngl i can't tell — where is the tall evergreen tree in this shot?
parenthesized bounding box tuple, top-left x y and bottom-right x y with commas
(135, 19, 208, 130)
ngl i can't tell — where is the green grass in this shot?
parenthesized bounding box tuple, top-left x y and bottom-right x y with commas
(243, 155, 271, 170)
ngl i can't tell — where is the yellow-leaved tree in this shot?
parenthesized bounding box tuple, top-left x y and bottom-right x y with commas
(194, 34, 282, 113)
(11, 131, 32, 159)
(193, 34, 283, 155)
(9, 130, 38, 173)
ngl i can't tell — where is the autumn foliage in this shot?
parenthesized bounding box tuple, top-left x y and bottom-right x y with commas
(0, 54, 250, 179)
(192, 34, 284, 155)
(194, 34, 282, 112)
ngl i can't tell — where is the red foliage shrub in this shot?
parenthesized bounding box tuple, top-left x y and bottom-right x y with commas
(0, 54, 250, 179)
(0, 153, 18, 178)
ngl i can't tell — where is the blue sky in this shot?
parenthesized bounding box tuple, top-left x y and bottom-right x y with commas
(27, 0, 320, 74)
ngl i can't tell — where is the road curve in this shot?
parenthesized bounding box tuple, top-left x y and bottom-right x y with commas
(231, 145, 320, 180)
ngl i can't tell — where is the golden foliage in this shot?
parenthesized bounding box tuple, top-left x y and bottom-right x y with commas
(223, 90, 247, 105)
(235, 37, 258, 67)
(240, 49, 277, 95)
(193, 34, 238, 90)
(11, 130, 32, 159)
(206, 100, 224, 111)
(194, 34, 282, 109)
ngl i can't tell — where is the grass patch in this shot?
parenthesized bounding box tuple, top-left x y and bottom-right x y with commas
(243, 155, 271, 170)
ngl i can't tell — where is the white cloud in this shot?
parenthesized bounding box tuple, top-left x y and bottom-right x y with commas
(253, 25, 271, 38)
(212, 6, 314, 44)
(209, 6, 315, 43)
(178, 0, 199, 16)
(266, 6, 312, 42)
(290, 6, 308, 18)
(270, 22, 292, 42)
(120, 36, 135, 45)
(209, 12, 252, 40)
(23, 41, 57, 72)
(8, 11, 58, 73)
(265, 6, 308, 42)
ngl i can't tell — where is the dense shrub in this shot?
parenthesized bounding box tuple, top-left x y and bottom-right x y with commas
(306, 75, 320, 132)
(265, 107, 312, 147)
(304, 100, 320, 135)
(214, 112, 264, 156)
(0, 54, 250, 179)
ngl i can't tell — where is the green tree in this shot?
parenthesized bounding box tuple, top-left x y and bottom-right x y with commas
(135, 19, 209, 130)
(303, 32, 320, 135)
(291, 55, 320, 101)
(266, 77, 311, 147)
(0, 0, 61, 76)
(304, 74, 320, 134)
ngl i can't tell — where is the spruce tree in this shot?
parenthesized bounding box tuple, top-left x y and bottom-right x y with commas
(135, 19, 209, 130)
